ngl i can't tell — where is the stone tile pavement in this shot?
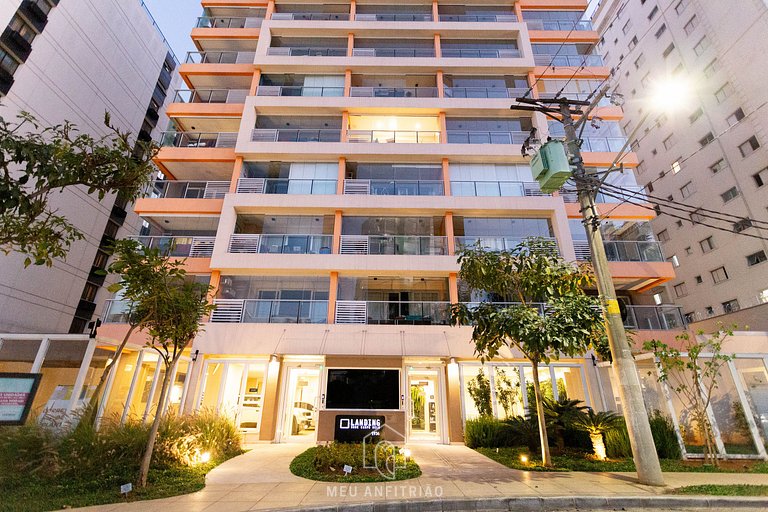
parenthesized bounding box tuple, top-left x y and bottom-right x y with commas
(70, 443, 768, 511)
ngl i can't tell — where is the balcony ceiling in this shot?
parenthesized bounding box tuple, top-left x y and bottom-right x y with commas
(157, 158, 235, 181)
(172, 116, 242, 132)
(143, 215, 221, 232)
(182, 73, 253, 90)
(193, 37, 259, 52)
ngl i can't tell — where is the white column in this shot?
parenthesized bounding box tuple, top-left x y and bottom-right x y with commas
(31, 337, 50, 373)
(121, 350, 145, 424)
(95, 350, 123, 429)
(65, 339, 97, 414)
(728, 360, 768, 460)
(142, 360, 163, 422)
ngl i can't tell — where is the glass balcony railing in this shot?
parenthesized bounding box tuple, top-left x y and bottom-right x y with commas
(149, 180, 229, 199)
(347, 130, 441, 143)
(455, 237, 559, 253)
(441, 48, 521, 58)
(227, 234, 333, 254)
(355, 13, 433, 22)
(185, 51, 256, 64)
(129, 236, 216, 258)
(266, 47, 347, 56)
(339, 235, 448, 255)
(160, 131, 237, 148)
(343, 179, 444, 196)
(173, 88, 249, 104)
(450, 181, 545, 197)
(578, 137, 627, 152)
(446, 131, 528, 144)
(211, 299, 328, 324)
(525, 20, 593, 31)
(572, 240, 665, 262)
(533, 54, 604, 66)
(624, 305, 686, 330)
(255, 85, 344, 97)
(444, 87, 528, 98)
(102, 299, 132, 323)
(538, 92, 611, 105)
(349, 87, 439, 98)
(251, 128, 341, 142)
(559, 186, 646, 203)
(195, 16, 263, 28)
(335, 300, 450, 325)
(352, 48, 436, 57)
(236, 178, 337, 194)
(271, 12, 350, 21)
(438, 14, 518, 22)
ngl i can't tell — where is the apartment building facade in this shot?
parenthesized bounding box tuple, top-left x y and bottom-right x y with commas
(47, 0, 689, 445)
(592, 0, 768, 323)
(0, 0, 180, 333)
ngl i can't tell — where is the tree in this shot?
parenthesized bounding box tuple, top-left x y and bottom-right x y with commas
(0, 112, 156, 266)
(494, 368, 519, 419)
(643, 325, 735, 467)
(451, 238, 605, 466)
(137, 278, 215, 487)
(467, 369, 492, 417)
(79, 239, 191, 428)
(574, 409, 623, 460)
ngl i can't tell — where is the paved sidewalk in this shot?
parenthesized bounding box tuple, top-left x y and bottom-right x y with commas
(71, 444, 768, 511)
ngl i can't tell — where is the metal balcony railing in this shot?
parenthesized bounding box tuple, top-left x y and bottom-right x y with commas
(251, 128, 341, 142)
(149, 180, 229, 199)
(173, 89, 248, 104)
(195, 16, 263, 28)
(339, 235, 448, 255)
(533, 54, 604, 66)
(227, 234, 333, 254)
(455, 236, 559, 254)
(352, 48, 436, 57)
(438, 14, 518, 22)
(343, 179, 444, 196)
(129, 236, 216, 258)
(441, 48, 521, 58)
(271, 12, 350, 21)
(160, 131, 237, 148)
(255, 85, 344, 97)
(349, 87, 439, 98)
(572, 240, 665, 262)
(335, 300, 450, 325)
(211, 299, 328, 324)
(446, 131, 528, 144)
(525, 19, 593, 31)
(266, 47, 347, 56)
(450, 181, 545, 197)
(354, 13, 433, 22)
(185, 51, 256, 64)
(347, 130, 441, 143)
(236, 178, 337, 195)
(444, 87, 528, 98)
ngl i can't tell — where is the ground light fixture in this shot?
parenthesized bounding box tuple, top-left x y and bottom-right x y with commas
(520, 454, 529, 464)
(401, 448, 412, 461)
(199, 451, 211, 464)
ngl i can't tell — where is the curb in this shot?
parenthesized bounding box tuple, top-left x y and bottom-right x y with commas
(277, 495, 768, 511)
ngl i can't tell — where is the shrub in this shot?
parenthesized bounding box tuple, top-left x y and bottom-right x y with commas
(649, 410, 682, 460)
(604, 417, 632, 459)
(505, 415, 540, 452)
(464, 416, 517, 448)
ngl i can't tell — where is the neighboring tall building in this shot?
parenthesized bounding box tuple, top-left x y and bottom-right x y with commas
(593, 0, 768, 322)
(0, 0, 181, 333)
(94, 0, 681, 444)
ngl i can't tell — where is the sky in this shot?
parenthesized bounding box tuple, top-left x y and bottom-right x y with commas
(142, 0, 201, 61)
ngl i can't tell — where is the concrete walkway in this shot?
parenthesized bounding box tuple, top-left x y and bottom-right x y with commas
(72, 444, 768, 511)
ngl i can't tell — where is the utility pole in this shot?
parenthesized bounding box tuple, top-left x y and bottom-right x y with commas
(516, 94, 665, 486)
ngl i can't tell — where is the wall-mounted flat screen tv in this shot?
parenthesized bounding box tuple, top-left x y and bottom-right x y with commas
(326, 369, 400, 410)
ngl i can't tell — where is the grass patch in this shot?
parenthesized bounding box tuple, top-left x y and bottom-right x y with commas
(670, 484, 768, 496)
(476, 446, 768, 473)
(290, 445, 421, 482)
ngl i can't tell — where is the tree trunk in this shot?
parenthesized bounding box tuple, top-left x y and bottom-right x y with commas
(530, 362, 552, 467)
(137, 354, 178, 487)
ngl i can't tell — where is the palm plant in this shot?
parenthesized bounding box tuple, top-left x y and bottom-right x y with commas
(541, 397, 588, 453)
(573, 409, 624, 460)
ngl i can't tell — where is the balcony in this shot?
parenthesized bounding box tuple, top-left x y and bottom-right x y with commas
(444, 87, 528, 98)
(525, 20, 593, 31)
(572, 240, 665, 262)
(251, 129, 341, 143)
(349, 87, 439, 98)
(441, 48, 521, 58)
(236, 178, 336, 195)
(129, 236, 216, 258)
(343, 179, 443, 196)
(335, 300, 450, 325)
(339, 235, 448, 255)
(256, 85, 344, 97)
(266, 47, 347, 56)
(578, 137, 627, 152)
(351, 48, 435, 57)
(560, 186, 646, 203)
(227, 234, 332, 254)
(533, 54, 604, 66)
(102, 299, 131, 323)
(446, 131, 528, 144)
(195, 16, 263, 28)
(455, 236, 559, 253)
(624, 305, 686, 330)
(150, 180, 229, 199)
(354, 13, 433, 22)
(210, 299, 328, 324)
(185, 51, 256, 64)
(451, 181, 545, 197)
(438, 14, 517, 22)
(160, 131, 237, 148)
(173, 89, 248, 104)
(347, 130, 440, 144)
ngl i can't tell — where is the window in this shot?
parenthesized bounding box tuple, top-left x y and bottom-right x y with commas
(688, 107, 703, 124)
(680, 181, 694, 198)
(694, 37, 710, 56)
(669, 255, 680, 267)
(705, 306, 714, 316)
(675, 0, 687, 15)
(759, 289, 768, 304)
(8, 15, 36, 44)
(738, 136, 760, 157)
(684, 312, 695, 323)
(671, 160, 682, 174)
(720, 186, 739, 203)
(753, 168, 767, 187)
(654, 24, 667, 38)
(747, 250, 767, 267)
(714, 82, 734, 103)
(622, 20, 633, 35)
(685, 246, 693, 255)
(663, 134, 676, 149)
(673, 282, 688, 298)
(703, 59, 719, 78)
(726, 108, 745, 126)
(734, 218, 753, 232)
(629, 36, 639, 50)
(641, 73, 651, 88)
(676, 220, 683, 228)
(646, 181, 654, 193)
(672, 63, 684, 75)
(684, 15, 698, 35)
(710, 159, 727, 174)
(722, 299, 740, 313)
(0, 48, 19, 76)
(699, 236, 715, 253)
(695, 275, 703, 284)
(662, 43, 675, 58)
(699, 132, 715, 147)
(690, 209, 705, 224)
(657, 229, 670, 242)
(648, 6, 659, 20)
(634, 54, 645, 69)
(637, 160, 646, 175)
(710, 266, 729, 284)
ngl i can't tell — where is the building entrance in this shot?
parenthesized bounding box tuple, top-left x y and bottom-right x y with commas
(280, 366, 321, 442)
(407, 368, 442, 442)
